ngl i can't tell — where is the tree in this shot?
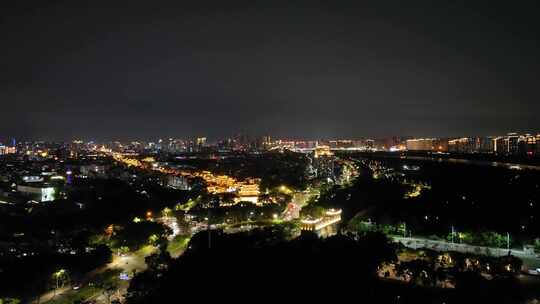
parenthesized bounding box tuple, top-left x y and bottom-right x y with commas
(454, 271, 487, 291)
(51, 269, 70, 296)
(161, 207, 172, 217)
(101, 282, 116, 304)
(491, 255, 523, 275)
(113, 221, 172, 251)
(144, 251, 172, 272)
(396, 259, 436, 286)
(475, 231, 506, 248)
(0, 298, 21, 304)
(126, 229, 399, 303)
(534, 238, 540, 253)
(435, 267, 449, 288)
(87, 244, 113, 269)
(299, 205, 325, 218)
(126, 271, 159, 303)
(93, 269, 122, 304)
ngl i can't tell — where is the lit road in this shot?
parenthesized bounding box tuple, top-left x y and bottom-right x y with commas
(31, 286, 71, 304)
(283, 188, 319, 221)
(380, 154, 540, 171)
(394, 236, 540, 269)
(107, 253, 148, 274)
(35, 250, 150, 304)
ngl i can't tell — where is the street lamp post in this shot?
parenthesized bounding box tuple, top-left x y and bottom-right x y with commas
(52, 269, 66, 298)
(207, 196, 219, 249)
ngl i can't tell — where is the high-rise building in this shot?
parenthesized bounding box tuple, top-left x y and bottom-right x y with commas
(536, 134, 540, 155)
(185, 139, 194, 152)
(365, 139, 374, 150)
(261, 135, 272, 150)
(493, 133, 539, 155)
(518, 134, 538, 156)
(406, 138, 448, 152)
(407, 139, 428, 151)
(448, 137, 494, 154)
(507, 133, 519, 155)
(448, 138, 473, 153)
(0, 144, 16, 155)
(493, 137, 506, 153)
(475, 137, 494, 153)
(155, 138, 164, 150)
(196, 137, 207, 147)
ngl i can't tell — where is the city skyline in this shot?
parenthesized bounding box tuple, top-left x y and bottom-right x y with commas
(3, 2, 540, 303)
(2, 130, 540, 144)
(2, 132, 540, 157)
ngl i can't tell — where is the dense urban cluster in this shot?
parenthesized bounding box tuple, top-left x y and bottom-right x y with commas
(1, 134, 540, 304)
(3, 132, 539, 158)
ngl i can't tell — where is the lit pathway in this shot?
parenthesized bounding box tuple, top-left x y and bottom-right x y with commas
(34, 250, 150, 304)
(393, 236, 540, 269)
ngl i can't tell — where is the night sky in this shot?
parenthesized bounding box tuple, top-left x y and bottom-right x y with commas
(2, 1, 539, 141)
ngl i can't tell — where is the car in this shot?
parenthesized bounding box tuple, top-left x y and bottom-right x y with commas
(527, 269, 540, 276)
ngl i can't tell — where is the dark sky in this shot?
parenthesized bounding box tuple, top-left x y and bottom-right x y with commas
(1, 1, 539, 141)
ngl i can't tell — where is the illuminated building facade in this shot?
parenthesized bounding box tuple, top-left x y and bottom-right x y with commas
(507, 133, 520, 155)
(167, 175, 191, 190)
(406, 138, 448, 152)
(518, 134, 540, 156)
(300, 209, 342, 237)
(494, 136, 506, 153)
(313, 145, 333, 158)
(448, 138, 475, 153)
(310, 148, 336, 181)
(196, 137, 207, 150)
(475, 136, 494, 152)
(16, 185, 56, 202)
(493, 133, 540, 156)
(80, 165, 107, 177)
(234, 180, 261, 205)
(0, 145, 16, 155)
(537, 135, 540, 155)
(449, 137, 495, 154)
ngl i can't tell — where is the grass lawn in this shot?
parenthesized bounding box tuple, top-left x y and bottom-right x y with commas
(167, 235, 191, 257)
(46, 269, 122, 304)
(522, 257, 540, 269)
(135, 245, 156, 257)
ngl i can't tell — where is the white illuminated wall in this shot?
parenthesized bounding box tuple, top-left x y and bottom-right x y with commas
(41, 188, 55, 202)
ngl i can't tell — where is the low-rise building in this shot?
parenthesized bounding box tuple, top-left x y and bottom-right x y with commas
(167, 175, 191, 190)
(300, 209, 342, 237)
(16, 184, 56, 202)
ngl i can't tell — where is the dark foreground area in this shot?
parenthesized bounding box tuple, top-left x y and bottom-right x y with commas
(126, 229, 527, 304)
